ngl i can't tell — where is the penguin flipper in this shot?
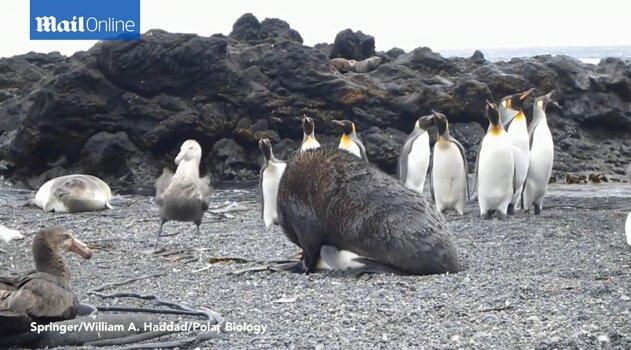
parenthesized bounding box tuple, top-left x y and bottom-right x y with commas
(527, 120, 539, 150)
(429, 153, 435, 201)
(258, 163, 266, 220)
(450, 138, 470, 201)
(398, 132, 417, 183)
(473, 139, 483, 202)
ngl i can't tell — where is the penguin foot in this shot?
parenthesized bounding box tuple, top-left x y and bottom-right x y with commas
(482, 211, 493, 220)
(534, 205, 542, 215)
(507, 204, 515, 215)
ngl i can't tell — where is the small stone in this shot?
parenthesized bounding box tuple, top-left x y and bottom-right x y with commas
(597, 335, 610, 343)
(315, 344, 325, 350)
(526, 316, 541, 323)
(620, 295, 630, 301)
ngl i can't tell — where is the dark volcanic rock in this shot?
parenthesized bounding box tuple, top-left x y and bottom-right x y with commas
(0, 13, 630, 190)
(330, 29, 376, 60)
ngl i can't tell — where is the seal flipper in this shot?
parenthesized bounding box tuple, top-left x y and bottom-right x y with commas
(351, 258, 408, 275)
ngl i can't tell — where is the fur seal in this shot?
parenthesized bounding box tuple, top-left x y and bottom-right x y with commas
(33, 175, 113, 213)
(155, 140, 211, 247)
(275, 146, 461, 275)
(328, 57, 357, 73)
(351, 56, 382, 73)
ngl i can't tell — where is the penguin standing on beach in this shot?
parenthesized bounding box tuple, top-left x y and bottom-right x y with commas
(475, 101, 516, 219)
(501, 88, 534, 214)
(430, 112, 469, 214)
(259, 139, 287, 227)
(300, 116, 320, 152)
(332, 120, 368, 162)
(397, 114, 434, 194)
(522, 91, 555, 214)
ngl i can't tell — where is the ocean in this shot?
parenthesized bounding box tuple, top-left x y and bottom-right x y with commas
(438, 45, 631, 64)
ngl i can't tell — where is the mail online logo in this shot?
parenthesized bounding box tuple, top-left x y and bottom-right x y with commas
(30, 0, 140, 40)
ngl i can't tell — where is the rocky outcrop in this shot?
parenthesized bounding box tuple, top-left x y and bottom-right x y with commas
(0, 13, 630, 191)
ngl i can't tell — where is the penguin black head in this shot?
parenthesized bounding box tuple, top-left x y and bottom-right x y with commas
(302, 115, 315, 135)
(332, 119, 356, 136)
(502, 88, 534, 111)
(485, 100, 501, 126)
(535, 90, 554, 110)
(415, 114, 434, 131)
(259, 138, 272, 162)
(432, 111, 448, 137)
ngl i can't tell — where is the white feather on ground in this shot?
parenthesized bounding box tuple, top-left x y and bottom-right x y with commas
(0, 225, 24, 243)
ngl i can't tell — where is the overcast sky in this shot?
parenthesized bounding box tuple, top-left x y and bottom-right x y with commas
(1, 0, 629, 58)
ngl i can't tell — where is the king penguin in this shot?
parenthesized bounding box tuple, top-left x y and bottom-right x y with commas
(300, 115, 320, 152)
(332, 119, 368, 162)
(431, 111, 469, 214)
(397, 114, 434, 194)
(501, 88, 534, 214)
(522, 91, 555, 214)
(259, 139, 287, 227)
(475, 101, 516, 219)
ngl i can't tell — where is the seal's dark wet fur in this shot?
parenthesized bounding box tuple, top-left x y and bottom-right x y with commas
(277, 147, 461, 275)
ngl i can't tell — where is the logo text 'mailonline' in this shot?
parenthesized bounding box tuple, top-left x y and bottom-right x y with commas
(34, 16, 135, 34)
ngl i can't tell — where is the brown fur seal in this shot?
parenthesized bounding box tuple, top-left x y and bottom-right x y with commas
(275, 146, 461, 275)
(328, 57, 357, 73)
(351, 56, 382, 73)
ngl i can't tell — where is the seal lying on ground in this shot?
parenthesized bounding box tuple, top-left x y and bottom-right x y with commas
(272, 145, 461, 275)
(33, 175, 113, 213)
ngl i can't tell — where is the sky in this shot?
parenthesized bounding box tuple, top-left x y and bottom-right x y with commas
(1, 0, 629, 58)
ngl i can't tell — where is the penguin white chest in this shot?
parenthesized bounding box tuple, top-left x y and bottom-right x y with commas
(262, 163, 286, 227)
(432, 140, 466, 210)
(339, 137, 361, 158)
(478, 133, 514, 214)
(404, 132, 430, 193)
(301, 136, 320, 152)
(528, 123, 554, 188)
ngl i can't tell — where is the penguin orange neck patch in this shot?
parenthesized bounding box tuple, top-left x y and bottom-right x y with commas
(490, 125, 503, 135)
(340, 135, 353, 148)
(514, 110, 525, 121)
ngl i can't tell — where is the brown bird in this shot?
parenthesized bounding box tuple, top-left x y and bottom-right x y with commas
(0, 227, 92, 336)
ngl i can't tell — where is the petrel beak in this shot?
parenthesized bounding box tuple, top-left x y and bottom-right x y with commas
(67, 235, 93, 260)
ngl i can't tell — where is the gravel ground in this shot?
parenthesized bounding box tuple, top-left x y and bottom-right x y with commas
(1, 183, 630, 349)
